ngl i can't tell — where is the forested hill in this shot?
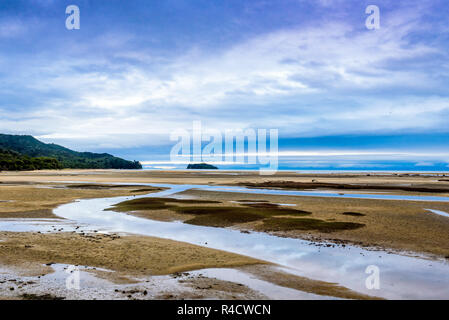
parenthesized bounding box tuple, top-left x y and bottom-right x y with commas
(0, 148, 62, 171)
(0, 134, 142, 170)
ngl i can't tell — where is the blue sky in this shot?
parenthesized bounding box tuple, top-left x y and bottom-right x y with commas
(1, 0, 449, 170)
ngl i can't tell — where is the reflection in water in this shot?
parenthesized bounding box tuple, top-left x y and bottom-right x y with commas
(0, 219, 89, 233)
(189, 268, 333, 300)
(49, 183, 449, 300)
(198, 185, 449, 202)
(426, 209, 449, 218)
(49, 181, 449, 202)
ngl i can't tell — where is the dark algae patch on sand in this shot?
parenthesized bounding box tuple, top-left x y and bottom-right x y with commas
(241, 202, 312, 215)
(172, 201, 312, 227)
(341, 212, 366, 217)
(259, 217, 365, 233)
(182, 208, 265, 227)
(107, 197, 221, 212)
(109, 197, 314, 227)
(108, 196, 363, 231)
(65, 184, 164, 191)
(236, 200, 270, 203)
(241, 181, 449, 193)
(20, 293, 65, 300)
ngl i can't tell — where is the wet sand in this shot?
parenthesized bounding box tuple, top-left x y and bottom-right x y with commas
(1, 170, 448, 299)
(170, 189, 449, 258)
(1, 169, 449, 193)
(0, 231, 263, 278)
(0, 232, 376, 300)
(0, 182, 164, 219)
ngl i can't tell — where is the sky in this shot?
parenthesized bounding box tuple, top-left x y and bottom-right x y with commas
(1, 0, 449, 170)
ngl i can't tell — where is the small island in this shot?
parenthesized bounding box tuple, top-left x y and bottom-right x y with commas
(187, 163, 218, 170)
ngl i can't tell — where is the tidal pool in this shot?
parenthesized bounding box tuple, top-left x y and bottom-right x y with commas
(199, 185, 449, 202)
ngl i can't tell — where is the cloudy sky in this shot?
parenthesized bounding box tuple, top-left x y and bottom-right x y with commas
(1, 0, 449, 170)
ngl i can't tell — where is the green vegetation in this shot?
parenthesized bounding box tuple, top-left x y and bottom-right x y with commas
(0, 134, 142, 170)
(187, 163, 218, 170)
(0, 148, 62, 171)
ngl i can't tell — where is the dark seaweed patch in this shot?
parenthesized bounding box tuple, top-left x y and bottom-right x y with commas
(341, 212, 366, 217)
(260, 217, 365, 233)
(241, 181, 449, 193)
(66, 184, 151, 190)
(20, 293, 65, 300)
(107, 197, 221, 212)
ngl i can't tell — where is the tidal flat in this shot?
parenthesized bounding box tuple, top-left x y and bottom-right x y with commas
(0, 169, 448, 300)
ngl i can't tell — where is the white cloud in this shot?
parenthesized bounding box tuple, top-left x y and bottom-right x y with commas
(0, 6, 447, 150)
(16, 12, 436, 106)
